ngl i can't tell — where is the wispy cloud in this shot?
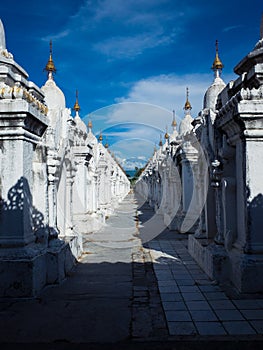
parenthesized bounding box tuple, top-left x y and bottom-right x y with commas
(116, 72, 236, 117)
(41, 29, 71, 42)
(84, 72, 235, 137)
(121, 158, 148, 171)
(102, 122, 163, 144)
(88, 0, 183, 59)
(116, 74, 212, 119)
(93, 30, 175, 59)
(87, 102, 173, 132)
(42, 0, 195, 60)
(91, 0, 174, 23)
(110, 138, 154, 169)
(222, 25, 243, 33)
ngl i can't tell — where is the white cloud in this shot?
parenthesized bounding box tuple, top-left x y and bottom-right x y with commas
(85, 72, 236, 135)
(121, 159, 147, 171)
(91, 0, 175, 23)
(120, 154, 149, 171)
(84, 102, 172, 133)
(93, 30, 175, 59)
(105, 71, 237, 168)
(90, 102, 173, 132)
(89, 0, 182, 59)
(115, 73, 236, 119)
(104, 129, 160, 142)
(110, 138, 154, 169)
(111, 138, 154, 155)
(44, 0, 195, 60)
(41, 29, 70, 42)
(223, 25, 243, 33)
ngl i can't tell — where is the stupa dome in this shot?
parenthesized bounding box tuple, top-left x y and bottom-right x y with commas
(42, 78, 66, 110)
(203, 76, 225, 110)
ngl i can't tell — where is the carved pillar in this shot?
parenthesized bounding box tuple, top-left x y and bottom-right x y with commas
(65, 175, 74, 236)
(176, 140, 199, 233)
(47, 150, 60, 237)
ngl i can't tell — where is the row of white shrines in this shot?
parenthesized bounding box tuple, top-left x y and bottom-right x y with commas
(135, 20, 263, 294)
(1, 16, 263, 297)
(0, 20, 130, 297)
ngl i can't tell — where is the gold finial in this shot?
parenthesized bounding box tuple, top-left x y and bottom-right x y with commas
(212, 40, 224, 71)
(171, 110, 177, 127)
(104, 136, 109, 148)
(44, 40, 56, 74)
(159, 134, 163, 147)
(73, 90, 80, 112)
(88, 119, 92, 129)
(184, 87, 192, 110)
(164, 125, 169, 139)
(99, 132, 103, 142)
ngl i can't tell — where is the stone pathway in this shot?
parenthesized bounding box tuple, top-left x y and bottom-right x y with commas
(0, 192, 262, 348)
(81, 193, 167, 341)
(137, 197, 263, 337)
(147, 236, 263, 336)
(0, 193, 166, 345)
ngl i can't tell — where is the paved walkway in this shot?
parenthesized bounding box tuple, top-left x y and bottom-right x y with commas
(0, 193, 166, 346)
(0, 192, 262, 348)
(138, 196, 263, 337)
(147, 235, 263, 336)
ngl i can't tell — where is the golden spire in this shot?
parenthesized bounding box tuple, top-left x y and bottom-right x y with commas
(212, 40, 224, 71)
(104, 136, 109, 148)
(184, 87, 192, 110)
(159, 134, 163, 147)
(44, 40, 56, 74)
(73, 90, 80, 112)
(99, 132, 103, 142)
(164, 125, 169, 139)
(88, 119, 92, 129)
(171, 110, 177, 127)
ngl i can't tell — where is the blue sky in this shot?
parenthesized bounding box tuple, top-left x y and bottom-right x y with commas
(1, 0, 262, 169)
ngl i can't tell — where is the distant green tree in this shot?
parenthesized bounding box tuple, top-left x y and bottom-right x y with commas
(128, 166, 145, 186)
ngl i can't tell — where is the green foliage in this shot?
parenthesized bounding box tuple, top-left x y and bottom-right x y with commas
(126, 166, 145, 186)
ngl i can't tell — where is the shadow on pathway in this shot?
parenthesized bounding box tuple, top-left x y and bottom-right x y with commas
(0, 192, 262, 349)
